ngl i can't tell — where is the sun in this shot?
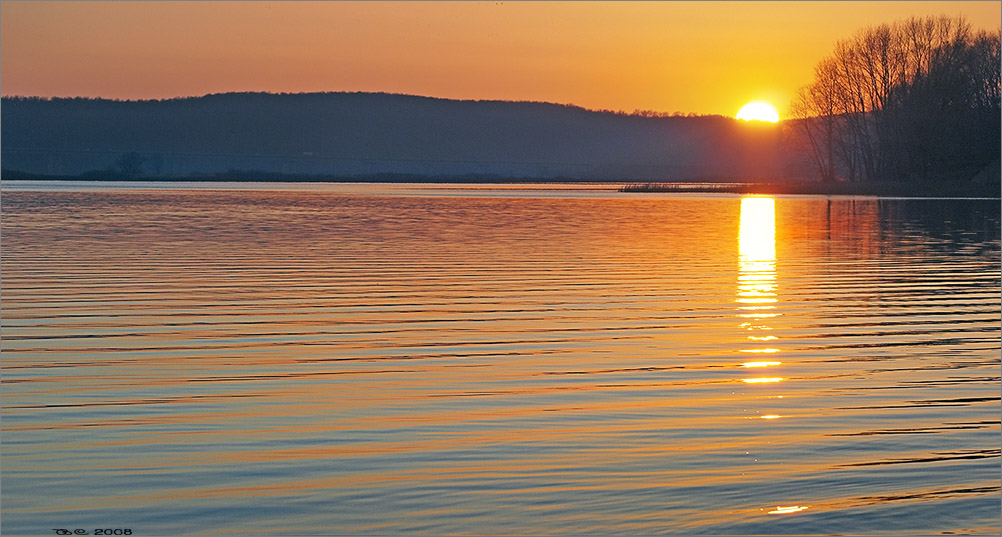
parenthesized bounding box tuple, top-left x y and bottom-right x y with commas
(736, 101, 780, 123)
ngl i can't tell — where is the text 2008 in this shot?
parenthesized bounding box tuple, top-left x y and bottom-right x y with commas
(52, 530, 132, 535)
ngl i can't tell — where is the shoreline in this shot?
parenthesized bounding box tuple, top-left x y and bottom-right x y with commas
(2, 171, 999, 198)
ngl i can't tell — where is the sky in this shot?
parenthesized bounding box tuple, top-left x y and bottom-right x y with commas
(1, 1, 999, 117)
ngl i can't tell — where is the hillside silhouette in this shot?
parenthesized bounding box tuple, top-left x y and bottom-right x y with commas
(1, 92, 794, 181)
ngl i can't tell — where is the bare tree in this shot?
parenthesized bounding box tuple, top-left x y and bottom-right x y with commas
(790, 59, 840, 183)
(791, 15, 1000, 184)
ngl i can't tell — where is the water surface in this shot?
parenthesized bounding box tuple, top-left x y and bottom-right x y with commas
(2, 183, 999, 535)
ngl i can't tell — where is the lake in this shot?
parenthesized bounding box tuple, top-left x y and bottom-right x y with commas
(2, 182, 999, 535)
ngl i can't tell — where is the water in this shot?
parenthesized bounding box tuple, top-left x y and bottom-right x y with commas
(2, 183, 999, 536)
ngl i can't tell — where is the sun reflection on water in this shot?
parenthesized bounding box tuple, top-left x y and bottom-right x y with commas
(742, 361, 781, 368)
(742, 377, 783, 384)
(737, 199, 785, 384)
(768, 505, 809, 515)
(741, 197, 777, 356)
(737, 198, 777, 327)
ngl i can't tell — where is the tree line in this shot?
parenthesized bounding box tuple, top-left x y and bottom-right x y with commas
(2, 94, 714, 120)
(791, 15, 1000, 183)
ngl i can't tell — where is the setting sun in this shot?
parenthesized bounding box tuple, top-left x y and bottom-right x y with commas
(736, 101, 780, 123)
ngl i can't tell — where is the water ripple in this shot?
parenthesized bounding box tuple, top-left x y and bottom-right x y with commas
(2, 188, 999, 535)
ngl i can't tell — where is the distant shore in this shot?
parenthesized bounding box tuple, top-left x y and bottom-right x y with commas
(2, 169, 998, 198)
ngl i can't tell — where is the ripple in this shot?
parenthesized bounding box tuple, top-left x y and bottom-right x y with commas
(2, 188, 999, 535)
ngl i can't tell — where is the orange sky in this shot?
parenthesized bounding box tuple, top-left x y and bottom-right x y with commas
(1, 1, 999, 117)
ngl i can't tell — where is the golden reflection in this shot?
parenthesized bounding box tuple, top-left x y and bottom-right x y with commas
(768, 505, 809, 515)
(741, 377, 783, 384)
(738, 197, 775, 267)
(738, 197, 776, 316)
(737, 196, 780, 358)
(742, 361, 781, 368)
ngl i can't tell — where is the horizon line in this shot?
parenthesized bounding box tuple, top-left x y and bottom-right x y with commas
(0, 90, 740, 120)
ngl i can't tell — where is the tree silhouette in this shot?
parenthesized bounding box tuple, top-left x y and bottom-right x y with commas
(792, 15, 1000, 183)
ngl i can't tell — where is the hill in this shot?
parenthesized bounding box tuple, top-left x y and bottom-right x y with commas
(1, 92, 800, 181)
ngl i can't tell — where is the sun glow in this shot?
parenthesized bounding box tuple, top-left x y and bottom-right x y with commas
(736, 100, 780, 123)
